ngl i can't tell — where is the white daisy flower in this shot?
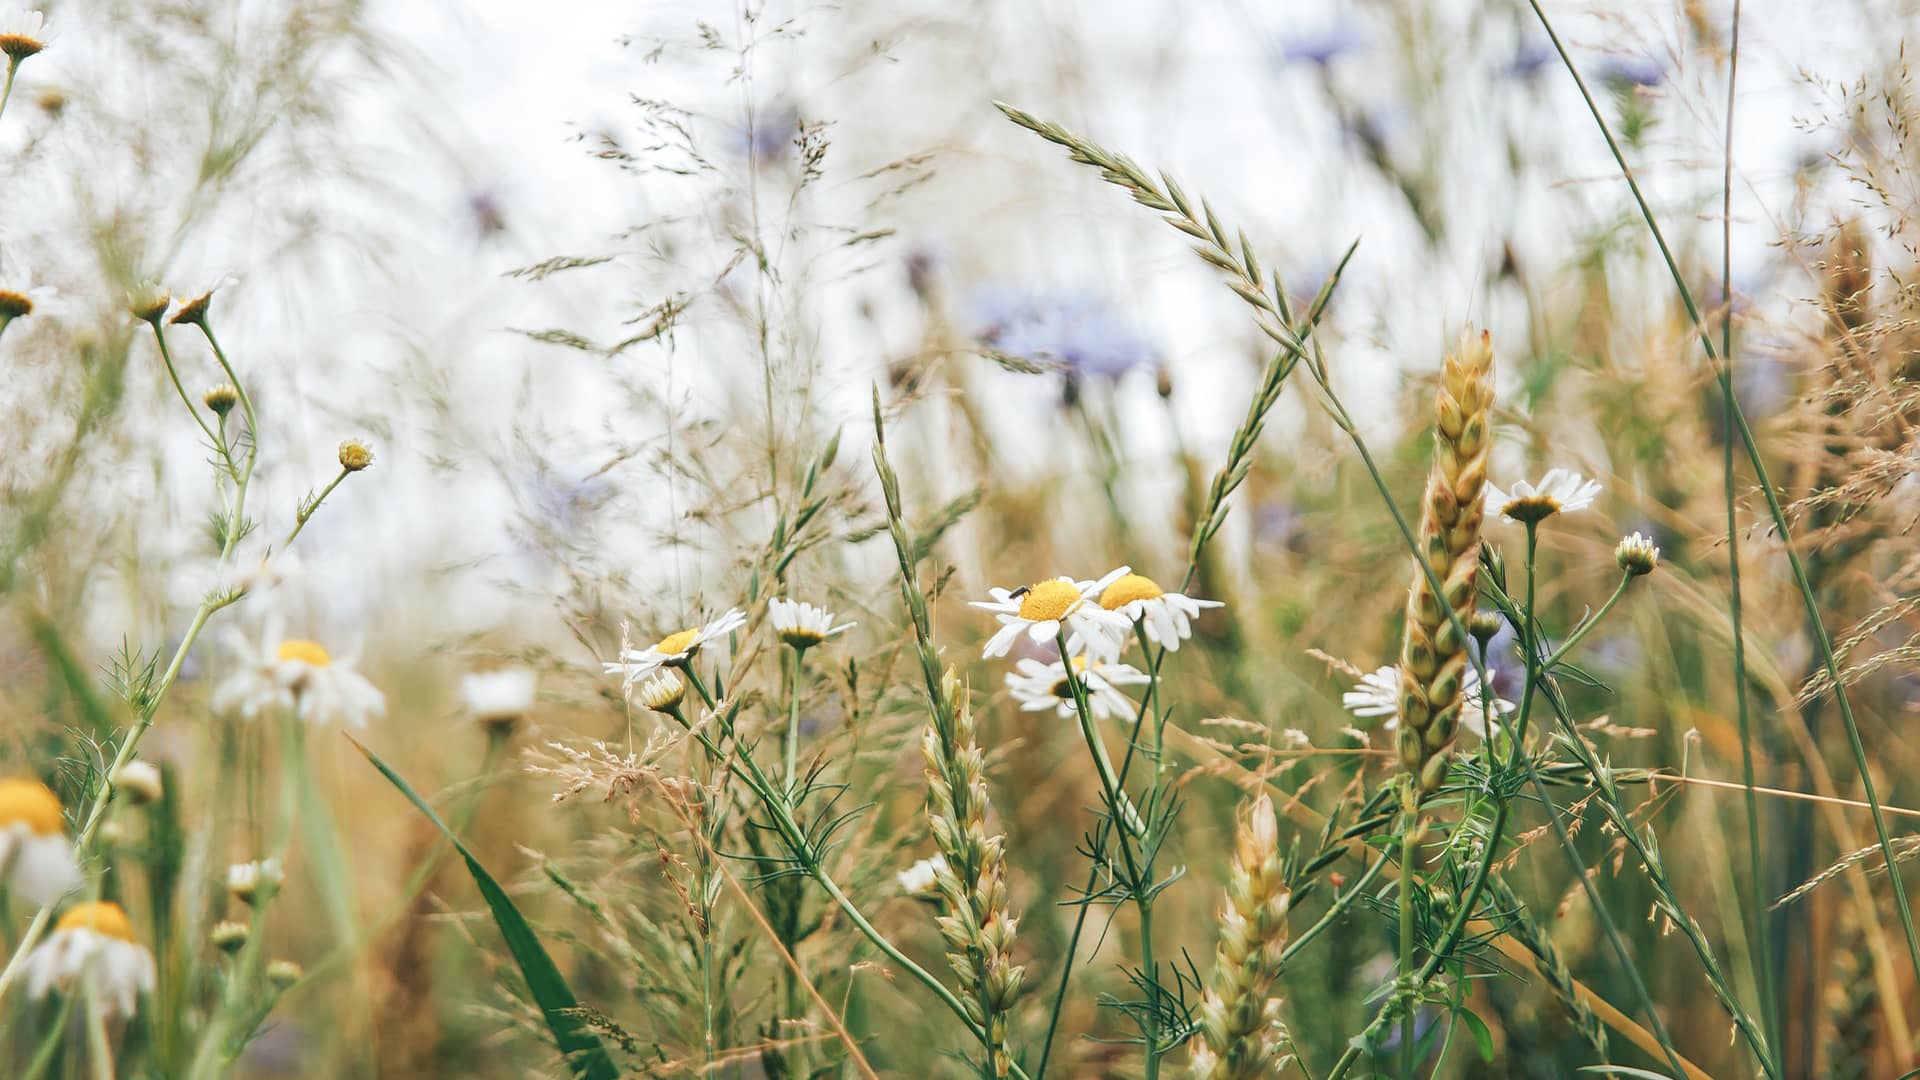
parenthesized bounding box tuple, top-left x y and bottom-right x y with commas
(1485, 468, 1602, 524)
(768, 598, 854, 650)
(462, 667, 537, 729)
(896, 854, 947, 898)
(603, 609, 747, 689)
(0, 269, 55, 324)
(0, 6, 47, 61)
(971, 567, 1133, 662)
(22, 902, 156, 1018)
(1342, 664, 1517, 738)
(1005, 655, 1150, 722)
(210, 632, 385, 729)
(0, 778, 82, 906)
(1096, 572, 1223, 651)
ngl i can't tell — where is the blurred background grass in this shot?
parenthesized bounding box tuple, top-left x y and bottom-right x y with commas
(6, 0, 1920, 1075)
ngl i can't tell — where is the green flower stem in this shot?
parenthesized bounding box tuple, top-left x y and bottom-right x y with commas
(86, 988, 115, 1080)
(198, 324, 259, 441)
(147, 321, 225, 470)
(282, 468, 348, 551)
(1053, 628, 1160, 1076)
(1278, 851, 1389, 969)
(784, 644, 808, 788)
(1397, 786, 1418, 1080)
(0, 57, 19, 125)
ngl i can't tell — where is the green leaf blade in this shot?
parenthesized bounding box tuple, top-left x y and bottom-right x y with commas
(350, 736, 619, 1080)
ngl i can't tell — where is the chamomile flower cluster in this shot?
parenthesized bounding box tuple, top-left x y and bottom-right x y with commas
(605, 600, 857, 707)
(974, 566, 1223, 720)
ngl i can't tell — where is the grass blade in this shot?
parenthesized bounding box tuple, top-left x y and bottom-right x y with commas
(348, 735, 619, 1080)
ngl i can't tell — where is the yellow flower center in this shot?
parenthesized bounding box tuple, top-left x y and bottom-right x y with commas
(654, 628, 700, 656)
(1099, 574, 1164, 611)
(56, 901, 138, 943)
(0, 779, 64, 836)
(276, 639, 332, 667)
(1017, 580, 1082, 622)
(1049, 656, 1091, 699)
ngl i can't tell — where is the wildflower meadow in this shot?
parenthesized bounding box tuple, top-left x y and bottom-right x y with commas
(6, 1, 1920, 1076)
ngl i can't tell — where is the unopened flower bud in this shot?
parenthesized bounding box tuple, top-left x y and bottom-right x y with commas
(112, 761, 163, 805)
(266, 959, 302, 991)
(337, 439, 373, 472)
(1615, 532, 1660, 577)
(211, 920, 249, 954)
(1468, 610, 1503, 647)
(227, 858, 284, 907)
(636, 670, 685, 713)
(204, 383, 239, 417)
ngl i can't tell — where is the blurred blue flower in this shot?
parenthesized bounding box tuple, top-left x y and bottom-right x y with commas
(1505, 40, 1557, 80)
(1596, 55, 1664, 89)
(1272, 24, 1367, 68)
(1375, 1006, 1441, 1054)
(734, 105, 800, 165)
(968, 285, 1156, 380)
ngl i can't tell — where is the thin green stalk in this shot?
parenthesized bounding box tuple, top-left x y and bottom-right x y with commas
(22, 987, 78, 1080)
(198, 324, 259, 440)
(1527, 0, 1920, 990)
(147, 321, 224, 462)
(784, 645, 806, 788)
(282, 469, 348, 552)
(1527, 647, 1777, 1075)
(665, 689, 1034, 1078)
(1719, 0, 1778, 1063)
(1397, 790, 1417, 1080)
(0, 57, 19, 126)
(86, 990, 114, 1080)
(1278, 851, 1389, 970)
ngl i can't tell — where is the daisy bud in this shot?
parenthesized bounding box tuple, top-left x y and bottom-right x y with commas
(210, 920, 249, 955)
(636, 669, 686, 713)
(1615, 532, 1659, 577)
(204, 383, 239, 417)
(227, 858, 284, 907)
(266, 959, 302, 991)
(0, 289, 30, 320)
(337, 439, 373, 472)
(127, 280, 171, 324)
(112, 761, 163, 805)
(1468, 610, 1503, 648)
